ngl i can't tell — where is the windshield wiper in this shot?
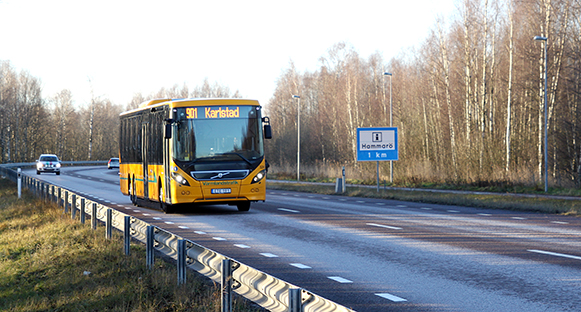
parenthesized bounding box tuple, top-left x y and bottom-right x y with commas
(217, 153, 253, 165)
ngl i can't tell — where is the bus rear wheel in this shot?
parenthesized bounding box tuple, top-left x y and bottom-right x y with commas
(236, 202, 250, 212)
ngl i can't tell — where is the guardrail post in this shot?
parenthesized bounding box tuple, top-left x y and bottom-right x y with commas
(221, 258, 232, 312)
(64, 190, 69, 214)
(80, 198, 86, 224)
(91, 203, 97, 230)
(105, 209, 112, 239)
(289, 288, 303, 312)
(177, 239, 186, 285)
(146, 226, 155, 269)
(17, 168, 21, 199)
(124, 216, 131, 255)
(71, 194, 77, 219)
(58, 188, 62, 207)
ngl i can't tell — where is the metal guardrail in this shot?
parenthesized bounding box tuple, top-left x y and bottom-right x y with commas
(0, 165, 355, 312)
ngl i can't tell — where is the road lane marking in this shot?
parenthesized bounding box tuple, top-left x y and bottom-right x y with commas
(260, 253, 278, 258)
(511, 217, 527, 220)
(528, 249, 581, 261)
(142, 213, 151, 216)
(478, 213, 491, 216)
(194, 231, 206, 235)
(447, 210, 459, 213)
(213, 237, 227, 241)
(153, 217, 162, 220)
(278, 208, 300, 213)
(178, 226, 189, 229)
(234, 244, 250, 249)
(367, 223, 402, 230)
(376, 293, 408, 302)
(397, 205, 407, 208)
(421, 207, 432, 210)
(551, 221, 569, 225)
(164, 221, 175, 225)
(290, 263, 311, 269)
(356, 201, 365, 203)
(328, 276, 352, 283)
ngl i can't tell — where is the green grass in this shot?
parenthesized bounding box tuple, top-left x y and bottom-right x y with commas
(0, 178, 263, 312)
(267, 181, 581, 216)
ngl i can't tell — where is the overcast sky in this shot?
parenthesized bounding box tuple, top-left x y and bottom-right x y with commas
(0, 0, 457, 108)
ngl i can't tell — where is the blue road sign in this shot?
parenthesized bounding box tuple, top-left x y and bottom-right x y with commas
(357, 127, 398, 161)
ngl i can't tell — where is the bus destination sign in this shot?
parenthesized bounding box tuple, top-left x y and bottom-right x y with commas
(186, 106, 240, 119)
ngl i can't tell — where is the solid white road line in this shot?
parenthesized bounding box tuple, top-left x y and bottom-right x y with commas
(375, 293, 408, 302)
(528, 249, 581, 261)
(278, 208, 300, 213)
(367, 223, 403, 230)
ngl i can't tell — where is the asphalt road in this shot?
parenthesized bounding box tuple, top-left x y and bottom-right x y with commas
(28, 166, 581, 312)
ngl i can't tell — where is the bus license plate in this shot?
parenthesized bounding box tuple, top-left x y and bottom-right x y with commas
(211, 188, 231, 194)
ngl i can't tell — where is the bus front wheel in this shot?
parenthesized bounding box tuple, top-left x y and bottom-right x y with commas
(236, 202, 250, 212)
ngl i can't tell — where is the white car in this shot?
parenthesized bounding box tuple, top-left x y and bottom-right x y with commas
(36, 154, 61, 175)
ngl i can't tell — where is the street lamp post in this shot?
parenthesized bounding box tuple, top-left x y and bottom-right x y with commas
(534, 36, 548, 193)
(292, 95, 301, 182)
(383, 72, 393, 184)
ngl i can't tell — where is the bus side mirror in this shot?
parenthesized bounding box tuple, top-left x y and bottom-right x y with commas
(164, 119, 173, 139)
(262, 117, 272, 139)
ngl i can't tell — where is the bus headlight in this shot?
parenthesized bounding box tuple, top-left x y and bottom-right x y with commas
(171, 172, 190, 186)
(251, 170, 266, 184)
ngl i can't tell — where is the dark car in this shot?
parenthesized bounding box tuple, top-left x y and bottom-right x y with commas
(108, 157, 120, 169)
(36, 154, 61, 175)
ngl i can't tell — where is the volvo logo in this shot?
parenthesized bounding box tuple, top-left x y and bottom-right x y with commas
(210, 172, 230, 180)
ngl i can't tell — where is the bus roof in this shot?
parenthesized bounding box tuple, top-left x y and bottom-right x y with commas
(120, 98, 260, 117)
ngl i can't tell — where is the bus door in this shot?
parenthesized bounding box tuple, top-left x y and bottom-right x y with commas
(142, 120, 149, 200)
(163, 111, 171, 204)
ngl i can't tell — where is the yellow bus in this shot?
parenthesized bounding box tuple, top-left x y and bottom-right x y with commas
(118, 98, 272, 213)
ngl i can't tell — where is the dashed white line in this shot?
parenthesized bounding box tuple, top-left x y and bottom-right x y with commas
(478, 213, 491, 216)
(421, 207, 432, 210)
(260, 253, 278, 258)
(234, 244, 251, 249)
(194, 231, 206, 235)
(213, 237, 227, 241)
(356, 201, 365, 203)
(178, 226, 189, 229)
(376, 293, 408, 302)
(278, 208, 300, 213)
(328, 276, 352, 283)
(367, 223, 402, 230)
(511, 217, 526, 220)
(551, 221, 569, 225)
(447, 210, 459, 213)
(153, 217, 162, 220)
(376, 203, 385, 205)
(528, 249, 581, 261)
(164, 221, 175, 225)
(290, 263, 312, 269)
(142, 213, 151, 216)
(397, 205, 407, 208)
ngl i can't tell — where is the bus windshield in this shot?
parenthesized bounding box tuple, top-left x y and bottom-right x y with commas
(173, 105, 264, 166)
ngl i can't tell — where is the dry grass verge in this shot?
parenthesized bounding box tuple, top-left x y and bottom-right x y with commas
(0, 178, 263, 312)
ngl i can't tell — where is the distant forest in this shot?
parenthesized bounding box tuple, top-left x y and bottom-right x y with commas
(1, 0, 580, 188)
(265, 0, 581, 188)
